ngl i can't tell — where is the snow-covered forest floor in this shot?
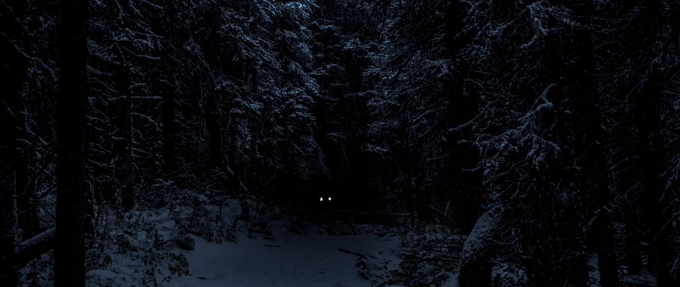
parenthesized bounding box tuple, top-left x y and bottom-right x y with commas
(17, 188, 662, 287)
(19, 190, 465, 287)
(168, 229, 400, 287)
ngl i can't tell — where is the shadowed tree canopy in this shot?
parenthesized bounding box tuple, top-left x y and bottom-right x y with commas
(1, 0, 680, 286)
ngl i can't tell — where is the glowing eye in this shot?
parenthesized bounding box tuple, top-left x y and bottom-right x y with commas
(328, 197, 332, 201)
(320, 197, 323, 201)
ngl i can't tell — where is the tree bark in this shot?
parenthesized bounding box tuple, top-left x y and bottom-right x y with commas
(161, 75, 177, 176)
(0, 2, 28, 285)
(589, 209, 619, 287)
(55, 0, 88, 285)
(570, 18, 620, 286)
(0, 58, 20, 287)
(115, 52, 134, 212)
(0, 165, 18, 287)
(635, 70, 677, 287)
(16, 105, 40, 239)
(206, 89, 225, 170)
(623, 206, 643, 275)
(443, 0, 482, 235)
(121, 74, 134, 212)
(414, 173, 430, 222)
(614, 1, 674, 283)
(532, 10, 592, 286)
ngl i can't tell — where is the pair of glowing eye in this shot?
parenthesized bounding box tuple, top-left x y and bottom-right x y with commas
(320, 197, 331, 202)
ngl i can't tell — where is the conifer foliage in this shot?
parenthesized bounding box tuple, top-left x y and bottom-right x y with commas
(1, 0, 680, 286)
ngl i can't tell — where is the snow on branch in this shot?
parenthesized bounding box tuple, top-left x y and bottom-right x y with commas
(14, 227, 56, 269)
(518, 83, 555, 124)
(474, 83, 561, 192)
(14, 227, 55, 255)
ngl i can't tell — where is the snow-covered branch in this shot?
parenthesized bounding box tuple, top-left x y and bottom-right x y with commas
(14, 227, 56, 269)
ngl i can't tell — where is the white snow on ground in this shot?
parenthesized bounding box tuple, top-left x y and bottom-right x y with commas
(79, 199, 460, 287)
(166, 231, 402, 287)
(77, 198, 414, 287)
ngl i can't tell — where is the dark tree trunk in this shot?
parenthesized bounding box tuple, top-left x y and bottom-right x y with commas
(0, 47, 20, 287)
(635, 71, 677, 287)
(16, 106, 40, 239)
(121, 79, 134, 212)
(633, 4, 678, 285)
(150, 2, 179, 179)
(568, 223, 592, 287)
(408, 179, 415, 227)
(522, 179, 589, 287)
(55, 0, 88, 285)
(405, 149, 415, 227)
(459, 259, 492, 287)
(614, 1, 674, 282)
(206, 90, 225, 170)
(115, 56, 134, 212)
(0, 152, 18, 287)
(589, 210, 619, 287)
(443, 0, 467, 57)
(443, 0, 482, 234)
(570, 16, 620, 286)
(414, 174, 430, 222)
(0, 2, 28, 285)
(525, 10, 590, 287)
(623, 206, 643, 275)
(161, 76, 177, 176)
(521, 182, 559, 287)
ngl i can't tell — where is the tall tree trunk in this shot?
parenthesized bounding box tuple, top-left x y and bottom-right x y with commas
(623, 206, 643, 275)
(121, 76, 134, 212)
(16, 106, 40, 239)
(570, 16, 620, 286)
(206, 89, 225, 171)
(635, 70, 677, 287)
(589, 209, 619, 287)
(0, 47, 19, 287)
(55, 0, 88, 285)
(0, 135, 18, 287)
(405, 148, 415, 227)
(616, 1, 674, 283)
(115, 54, 134, 212)
(161, 75, 177, 177)
(0, 2, 28, 285)
(531, 10, 590, 287)
(443, 0, 481, 234)
(522, 176, 589, 287)
(414, 172, 429, 222)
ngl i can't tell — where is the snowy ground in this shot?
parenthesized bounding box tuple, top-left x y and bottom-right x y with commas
(166, 231, 402, 287)
(75, 198, 459, 287)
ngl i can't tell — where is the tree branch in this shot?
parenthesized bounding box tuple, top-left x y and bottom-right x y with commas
(14, 227, 56, 269)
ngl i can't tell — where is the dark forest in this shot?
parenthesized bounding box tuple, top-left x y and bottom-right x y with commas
(1, 0, 680, 286)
